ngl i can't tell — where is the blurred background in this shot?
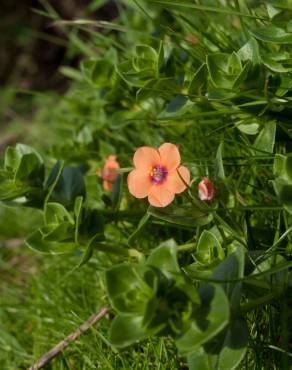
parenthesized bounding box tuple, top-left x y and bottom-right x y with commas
(0, 0, 118, 151)
(0, 2, 120, 368)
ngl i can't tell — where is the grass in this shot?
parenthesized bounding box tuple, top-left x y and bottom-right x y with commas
(0, 217, 186, 369)
(1, 0, 292, 369)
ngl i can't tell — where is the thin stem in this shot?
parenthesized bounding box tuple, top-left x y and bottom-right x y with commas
(177, 243, 196, 252)
(240, 290, 284, 314)
(29, 306, 109, 370)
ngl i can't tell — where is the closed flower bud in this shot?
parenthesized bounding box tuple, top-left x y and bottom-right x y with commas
(198, 177, 216, 201)
(100, 155, 120, 191)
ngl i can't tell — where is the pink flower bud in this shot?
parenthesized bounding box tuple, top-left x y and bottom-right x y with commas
(99, 155, 120, 191)
(198, 177, 216, 201)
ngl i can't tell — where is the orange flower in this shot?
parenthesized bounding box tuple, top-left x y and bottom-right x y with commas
(127, 143, 190, 207)
(101, 155, 120, 191)
(198, 177, 216, 201)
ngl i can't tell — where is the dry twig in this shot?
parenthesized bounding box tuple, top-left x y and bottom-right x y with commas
(29, 306, 109, 370)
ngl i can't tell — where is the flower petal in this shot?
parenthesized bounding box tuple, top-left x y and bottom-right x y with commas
(158, 143, 181, 171)
(133, 146, 160, 170)
(166, 165, 190, 194)
(148, 185, 175, 207)
(127, 169, 152, 198)
(104, 155, 120, 170)
(103, 180, 112, 191)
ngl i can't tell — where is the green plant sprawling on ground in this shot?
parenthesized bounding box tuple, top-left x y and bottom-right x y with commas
(1, 0, 292, 369)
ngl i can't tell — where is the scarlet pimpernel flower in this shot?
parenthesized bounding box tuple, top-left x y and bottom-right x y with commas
(101, 155, 120, 191)
(198, 177, 216, 201)
(127, 143, 190, 207)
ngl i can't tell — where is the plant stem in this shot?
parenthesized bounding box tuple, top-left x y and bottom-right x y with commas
(177, 243, 196, 252)
(240, 290, 284, 314)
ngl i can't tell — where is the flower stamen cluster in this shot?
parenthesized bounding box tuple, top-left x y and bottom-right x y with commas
(149, 165, 168, 185)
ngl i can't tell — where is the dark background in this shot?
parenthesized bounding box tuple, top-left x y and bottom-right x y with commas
(0, 0, 118, 90)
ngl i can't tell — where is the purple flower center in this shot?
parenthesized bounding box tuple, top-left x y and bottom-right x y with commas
(150, 165, 168, 184)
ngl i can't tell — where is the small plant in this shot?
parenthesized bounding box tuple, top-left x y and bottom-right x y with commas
(1, 1, 292, 369)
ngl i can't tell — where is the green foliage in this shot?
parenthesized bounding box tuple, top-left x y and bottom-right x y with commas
(2, 0, 292, 368)
(106, 243, 201, 348)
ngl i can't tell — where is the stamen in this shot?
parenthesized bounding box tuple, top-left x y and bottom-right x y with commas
(150, 165, 168, 184)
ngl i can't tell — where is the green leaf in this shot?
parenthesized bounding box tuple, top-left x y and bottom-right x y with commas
(78, 232, 103, 267)
(188, 64, 207, 97)
(4, 147, 21, 173)
(215, 142, 225, 181)
(232, 60, 251, 89)
(136, 77, 179, 101)
(105, 264, 152, 314)
(195, 230, 224, 266)
(15, 153, 44, 182)
(59, 66, 82, 81)
(266, 3, 282, 18)
(74, 196, 83, 244)
(78, 244, 94, 268)
(109, 315, 147, 348)
(0, 180, 32, 201)
(253, 121, 276, 154)
(51, 166, 86, 205)
(212, 246, 245, 310)
(133, 45, 158, 72)
(81, 59, 114, 87)
(228, 52, 242, 72)
(89, 241, 130, 256)
(158, 41, 164, 71)
(187, 347, 215, 370)
(148, 204, 213, 227)
(207, 53, 242, 90)
(128, 212, 150, 245)
(273, 177, 292, 213)
(273, 154, 287, 177)
(262, 56, 292, 73)
(237, 121, 259, 135)
(80, 208, 104, 238)
(4, 144, 44, 183)
(26, 229, 76, 254)
(44, 161, 63, 192)
(41, 222, 73, 242)
(187, 319, 248, 370)
(207, 54, 232, 89)
(45, 202, 74, 225)
(146, 241, 180, 278)
(4, 144, 43, 171)
(217, 319, 248, 370)
(116, 61, 149, 87)
(285, 154, 292, 182)
(176, 284, 229, 355)
(159, 95, 188, 117)
(250, 25, 292, 44)
(207, 89, 236, 101)
(238, 37, 260, 64)
(116, 45, 158, 87)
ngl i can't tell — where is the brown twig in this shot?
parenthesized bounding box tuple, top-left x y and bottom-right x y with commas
(29, 306, 109, 370)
